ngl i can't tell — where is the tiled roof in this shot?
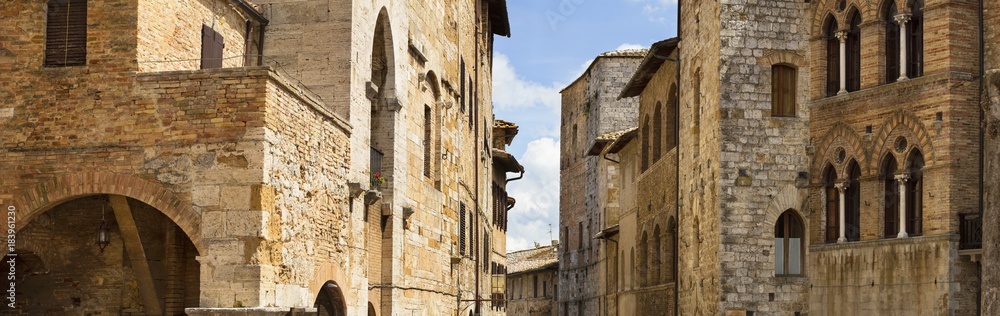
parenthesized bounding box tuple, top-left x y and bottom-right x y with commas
(507, 245, 558, 275)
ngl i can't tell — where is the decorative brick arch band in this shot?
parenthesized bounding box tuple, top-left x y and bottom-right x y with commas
(10, 171, 203, 254)
(812, 121, 869, 177)
(871, 109, 935, 170)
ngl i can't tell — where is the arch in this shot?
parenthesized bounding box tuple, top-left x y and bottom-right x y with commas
(877, 0, 901, 18)
(845, 7, 862, 92)
(370, 8, 396, 95)
(638, 230, 649, 286)
(812, 122, 868, 176)
(822, 165, 840, 243)
(666, 84, 678, 150)
(10, 171, 203, 254)
(424, 70, 441, 100)
(368, 302, 377, 316)
(884, 0, 901, 83)
(871, 110, 935, 170)
(315, 281, 348, 316)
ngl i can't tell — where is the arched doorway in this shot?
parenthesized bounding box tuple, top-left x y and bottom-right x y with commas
(314, 281, 347, 316)
(12, 194, 200, 315)
(368, 302, 377, 316)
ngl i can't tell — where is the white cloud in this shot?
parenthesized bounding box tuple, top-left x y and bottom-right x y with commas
(492, 54, 562, 112)
(632, 0, 677, 23)
(615, 43, 646, 51)
(506, 137, 561, 251)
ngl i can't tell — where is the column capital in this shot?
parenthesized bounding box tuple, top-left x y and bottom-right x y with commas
(835, 31, 848, 43)
(894, 173, 911, 183)
(834, 181, 849, 193)
(894, 13, 912, 25)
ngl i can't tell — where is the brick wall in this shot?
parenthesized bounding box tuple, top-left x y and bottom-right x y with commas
(137, 0, 251, 72)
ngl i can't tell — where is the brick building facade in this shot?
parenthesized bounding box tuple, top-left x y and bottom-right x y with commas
(506, 244, 558, 316)
(0, 0, 513, 315)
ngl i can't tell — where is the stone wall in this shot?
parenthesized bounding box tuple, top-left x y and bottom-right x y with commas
(677, 0, 723, 313)
(982, 0, 1000, 313)
(559, 53, 642, 316)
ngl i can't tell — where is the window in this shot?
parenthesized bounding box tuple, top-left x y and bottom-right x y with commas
(906, 150, 924, 236)
(884, 1, 901, 83)
(641, 116, 650, 171)
(651, 225, 661, 283)
(533, 275, 538, 297)
(460, 59, 466, 113)
(638, 231, 648, 286)
(845, 161, 862, 241)
(201, 25, 225, 69)
(825, 16, 840, 97)
(824, 165, 840, 243)
(883, 156, 900, 238)
(846, 10, 862, 92)
(692, 69, 702, 154)
(424, 105, 432, 178)
(653, 103, 663, 160)
(459, 203, 467, 255)
(771, 64, 796, 117)
(45, 0, 87, 67)
(775, 210, 804, 275)
(906, 0, 924, 78)
(578, 222, 583, 251)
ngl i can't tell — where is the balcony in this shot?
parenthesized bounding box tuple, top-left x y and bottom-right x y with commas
(958, 213, 982, 261)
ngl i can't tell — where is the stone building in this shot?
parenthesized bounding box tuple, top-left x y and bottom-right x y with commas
(491, 119, 525, 314)
(506, 244, 558, 316)
(565, 0, 998, 315)
(558, 50, 644, 316)
(0, 0, 513, 315)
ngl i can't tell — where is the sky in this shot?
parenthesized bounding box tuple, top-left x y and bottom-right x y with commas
(494, 0, 678, 251)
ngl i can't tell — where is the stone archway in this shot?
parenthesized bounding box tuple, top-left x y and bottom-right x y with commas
(12, 194, 200, 315)
(314, 281, 348, 316)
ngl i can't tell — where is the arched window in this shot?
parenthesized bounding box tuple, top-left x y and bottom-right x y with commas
(641, 116, 650, 171)
(666, 84, 678, 150)
(906, 0, 924, 78)
(653, 103, 663, 161)
(775, 210, 804, 275)
(693, 69, 702, 155)
(45, 0, 88, 67)
(825, 16, 840, 97)
(771, 64, 796, 117)
(906, 150, 925, 236)
(629, 247, 635, 288)
(638, 231, 648, 287)
(884, 1, 901, 83)
(846, 9, 862, 92)
(651, 225, 661, 283)
(883, 155, 900, 238)
(824, 165, 840, 243)
(845, 161, 862, 241)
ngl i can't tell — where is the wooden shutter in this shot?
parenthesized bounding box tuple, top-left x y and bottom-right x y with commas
(201, 25, 225, 69)
(771, 65, 796, 117)
(45, 0, 87, 67)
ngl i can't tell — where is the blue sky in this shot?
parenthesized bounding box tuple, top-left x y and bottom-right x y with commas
(494, 0, 678, 251)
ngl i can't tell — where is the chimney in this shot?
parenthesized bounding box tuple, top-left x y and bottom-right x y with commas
(551, 240, 559, 246)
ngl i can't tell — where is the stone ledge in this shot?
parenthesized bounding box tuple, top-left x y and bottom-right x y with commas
(185, 307, 317, 316)
(809, 233, 957, 252)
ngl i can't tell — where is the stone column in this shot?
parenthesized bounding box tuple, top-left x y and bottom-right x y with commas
(835, 182, 848, 243)
(896, 173, 910, 238)
(836, 31, 849, 95)
(895, 13, 912, 82)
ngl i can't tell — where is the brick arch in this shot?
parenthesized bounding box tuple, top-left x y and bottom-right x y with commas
(10, 171, 202, 254)
(876, 0, 901, 20)
(812, 121, 868, 176)
(810, 7, 840, 36)
(871, 110, 935, 170)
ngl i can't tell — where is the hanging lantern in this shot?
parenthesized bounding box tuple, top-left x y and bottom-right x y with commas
(96, 203, 111, 252)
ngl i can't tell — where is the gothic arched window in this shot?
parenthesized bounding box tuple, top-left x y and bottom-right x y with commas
(884, 1, 901, 83)
(845, 161, 862, 241)
(906, 149, 925, 236)
(907, 0, 925, 78)
(825, 16, 840, 97)
(846, 9, 862, 92)
(824, 165, 840, 243)
(883, 156, 900, 238)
